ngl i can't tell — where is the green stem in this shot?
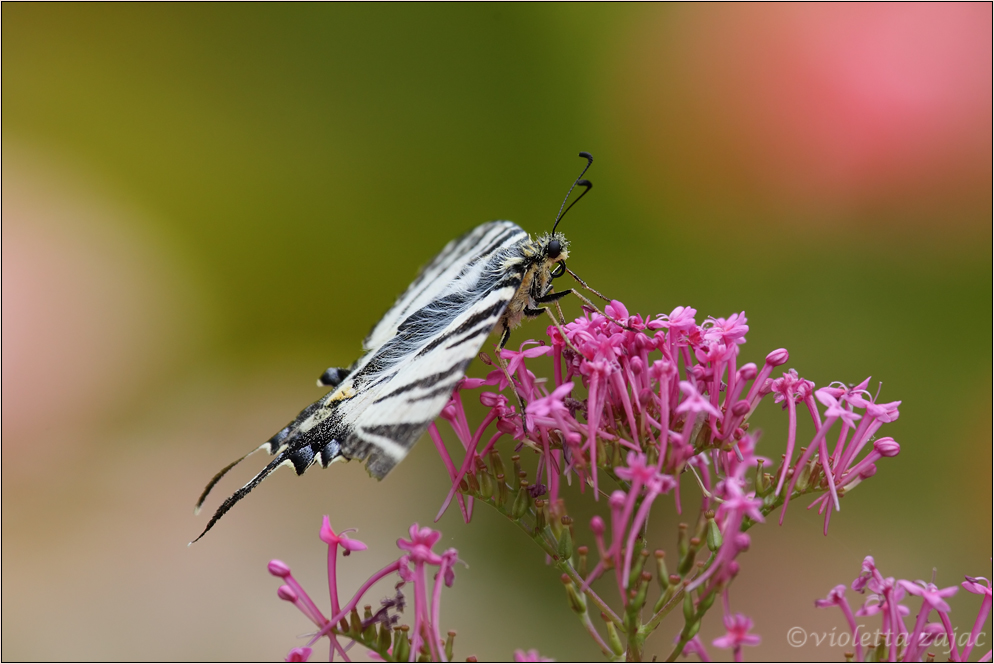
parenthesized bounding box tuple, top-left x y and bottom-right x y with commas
(473, 484, 625, 628)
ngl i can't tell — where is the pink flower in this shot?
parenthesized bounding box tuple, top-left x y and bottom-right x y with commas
(712, 612, 761, 661)
(702, 312, 749, 347)
(319, 516, 367, 553)
(397, 523, 445, 565)
(675, 380, 721, 418)
(815, 584, 864, 661)
(961, 576, 993, 661)
(513, 648, 554, 662)
(900, 579, 959, 615)
(285, 647, 312, 662)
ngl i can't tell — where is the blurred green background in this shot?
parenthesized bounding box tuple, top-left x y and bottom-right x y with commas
(3, 4, 990, 661)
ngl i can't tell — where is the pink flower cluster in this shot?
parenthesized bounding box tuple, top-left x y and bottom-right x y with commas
(266, 301, 921, 662)
(431, 302, 903, 608)
(268, 518, 468, 662)
(817, 556, 992, 662)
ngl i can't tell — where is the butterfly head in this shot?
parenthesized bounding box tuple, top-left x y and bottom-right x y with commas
(541, 232, 569, 279)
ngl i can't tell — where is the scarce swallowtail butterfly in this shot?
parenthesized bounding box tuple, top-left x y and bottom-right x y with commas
(193, 153, 602, 541)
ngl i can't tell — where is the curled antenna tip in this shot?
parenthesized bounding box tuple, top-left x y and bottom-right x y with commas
(551, 155, 595, 234)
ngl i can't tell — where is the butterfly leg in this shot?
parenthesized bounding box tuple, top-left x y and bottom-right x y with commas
(529, 291, 584, 355)
(496, 324, 532, 433)
(538, 286, 636, 333)
(565, 267, 612, 303)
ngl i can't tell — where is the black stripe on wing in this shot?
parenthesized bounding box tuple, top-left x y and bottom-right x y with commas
(354, 420, 440, 480)
(372, 359, 469, 404)
(363, 221, 526, 351)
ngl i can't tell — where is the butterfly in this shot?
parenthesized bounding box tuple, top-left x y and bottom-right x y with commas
(193, 153, 602, 541)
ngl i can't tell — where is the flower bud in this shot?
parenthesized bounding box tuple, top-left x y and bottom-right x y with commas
(697, 588, 716, 612)
(589, 515, 605, 537)
(511, 480, 530, 519)
(683, 585, 696, 622)
(495, 474, 508, 506)
(705, 511, 722, 553)
(655, 551, 670, 589)
(656, 574, 681, 612)
(511, 454, 522, 481)
(445, 631, 456, 662)
(628, 572, 652, 615)
(561, 574, 586, 614)
(677, 524, 694, 574)
(873, 437, 900, 457)
(795, 459, 814, 492)
(489, 450, 506, 479)
(731, 400, 751, 417)
(361, 606, 377, 641)
(577, 545, 589, 577)
(557, 517, 574, 561)
(377, 622, 392, 652)
(604, 619, 625, 656)
(268, 560, 292, 578)
(765, 348, 789, 367)
(738, 363, 758, 381)
(277, 585, 298, 602)
(465, 469, 480, 495)
(550, 501, 565, 538)
(350, 608, 363, 637)
(628, 545, 650, 586)
(285, 647, 312, 662)
(646, 443, 659, 468)
(393, 625, 410, 662)
(478, 468, 494, 499)
(534, 499, 547, 533)
(754, 461, 771, 496)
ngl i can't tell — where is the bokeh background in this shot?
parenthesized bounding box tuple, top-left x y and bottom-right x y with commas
(3, 4, 991, 661)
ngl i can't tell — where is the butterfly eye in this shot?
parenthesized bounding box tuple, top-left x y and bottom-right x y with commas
(547, 238, 562, 260)
(551, 260, 566, 279)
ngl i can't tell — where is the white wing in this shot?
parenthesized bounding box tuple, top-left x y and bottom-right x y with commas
(363, 221, 528, 352)
(194, 220, 531, 539)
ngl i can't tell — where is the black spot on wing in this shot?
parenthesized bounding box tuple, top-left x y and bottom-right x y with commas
(288, 445, 315, 475)
(264, 399, 324, 454)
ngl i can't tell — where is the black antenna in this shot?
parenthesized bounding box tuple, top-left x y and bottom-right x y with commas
(551, 152, 594, 235)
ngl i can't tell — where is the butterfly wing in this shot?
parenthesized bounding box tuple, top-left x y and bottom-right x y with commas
(193, 220, 529, 540)
(337, 237, 531, 477)
(363, 220, 528, 352)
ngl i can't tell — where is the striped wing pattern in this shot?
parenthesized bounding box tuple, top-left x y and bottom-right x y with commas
(194, 221, 530, 539)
